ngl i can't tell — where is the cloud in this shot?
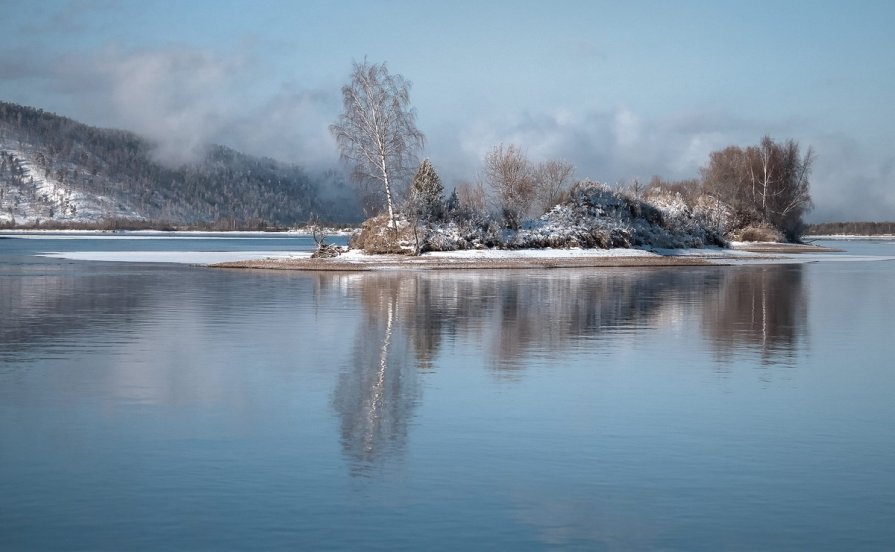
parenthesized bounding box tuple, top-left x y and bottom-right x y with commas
(49, 45, 338, 167)
(804, 133, 895, 221)
(452, 106, 762, 185)
(220, 88, 340, 169)
(1, 42, 339, 168)
(0, 48, 48, 80)
(77, 47, 251, 164)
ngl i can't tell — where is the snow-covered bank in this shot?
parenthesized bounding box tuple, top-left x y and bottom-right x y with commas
(399, 247, 655, 260)
(27, 238, 895, 268)
(211, 241, 895, 271)
(36, 245, 895, 268)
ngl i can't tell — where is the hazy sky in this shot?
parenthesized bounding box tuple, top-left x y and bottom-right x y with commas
(1, 0, 893, 221)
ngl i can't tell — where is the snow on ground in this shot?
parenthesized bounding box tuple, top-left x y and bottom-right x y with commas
(38, 247, 671, 265)
(422, 248, 656, 259)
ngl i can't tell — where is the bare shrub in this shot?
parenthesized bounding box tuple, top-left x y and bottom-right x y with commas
(533, 160, 575, 214)
(349, 214, 417, 254)
(484, 144, 535, 229)
(730, 224, 784, 243)
(453, 180, 487, 216)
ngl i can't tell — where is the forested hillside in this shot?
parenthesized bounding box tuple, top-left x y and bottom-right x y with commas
(0, 102, 359, 227)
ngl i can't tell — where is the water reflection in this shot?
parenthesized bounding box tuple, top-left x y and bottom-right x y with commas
(325, 267, 807, 371)
(0, 264, 151, 360)
(703, 265, 808, 364)
(1, 261, 808, 474)
(332, 275, 419, 474)
(326, 266, 808, 472)
(2, 262, 808, 373)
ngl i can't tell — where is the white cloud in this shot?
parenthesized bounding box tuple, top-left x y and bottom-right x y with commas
(48, 45, 338, 167)
(450, 105, 761, 186)
(804, 133, 895, 221)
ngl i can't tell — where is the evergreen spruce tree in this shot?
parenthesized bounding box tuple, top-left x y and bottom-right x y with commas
(407, 159, 444, 222)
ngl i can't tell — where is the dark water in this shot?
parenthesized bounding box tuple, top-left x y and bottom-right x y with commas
(2, 235, 895, 550)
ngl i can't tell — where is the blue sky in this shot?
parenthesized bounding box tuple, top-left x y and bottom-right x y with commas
(1, 0, 893, 221)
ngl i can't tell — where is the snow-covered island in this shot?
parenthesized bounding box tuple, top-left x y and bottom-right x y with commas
(212, 180, 838, 272)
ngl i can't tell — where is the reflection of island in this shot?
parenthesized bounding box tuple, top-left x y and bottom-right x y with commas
(327, 265, 809, 375)
(328, 266, 809, 472)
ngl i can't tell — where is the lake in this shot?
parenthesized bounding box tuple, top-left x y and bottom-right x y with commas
(2, 234, 894, 550)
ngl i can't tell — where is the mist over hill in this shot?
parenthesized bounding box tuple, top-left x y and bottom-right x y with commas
(0, 102, 360, 227)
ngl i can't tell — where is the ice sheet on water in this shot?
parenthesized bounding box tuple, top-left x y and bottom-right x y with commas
(38, 251, 312, 264)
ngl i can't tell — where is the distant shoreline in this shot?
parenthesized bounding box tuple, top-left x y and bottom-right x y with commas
(805, 234, 895, 240)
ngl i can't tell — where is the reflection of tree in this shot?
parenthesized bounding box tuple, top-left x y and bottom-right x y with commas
(702, 265, 807, 364)
(332, 276, 419, 475)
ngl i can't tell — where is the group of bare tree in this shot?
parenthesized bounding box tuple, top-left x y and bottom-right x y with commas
(483, 145, 575, 229)
(701, 136, 814, 241)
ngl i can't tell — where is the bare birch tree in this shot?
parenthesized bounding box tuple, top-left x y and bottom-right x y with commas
(330, 60, 425, 230)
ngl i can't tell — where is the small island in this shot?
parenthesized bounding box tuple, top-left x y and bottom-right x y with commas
(213, 61, 827, 272)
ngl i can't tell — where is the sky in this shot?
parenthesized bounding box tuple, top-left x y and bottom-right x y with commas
(1, 0, 893, 222)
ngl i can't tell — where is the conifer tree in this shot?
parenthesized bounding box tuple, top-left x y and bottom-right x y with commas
(407, 158, 444, 222)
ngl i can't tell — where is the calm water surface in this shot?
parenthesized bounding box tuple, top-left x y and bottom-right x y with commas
(1, 235, 894, 550)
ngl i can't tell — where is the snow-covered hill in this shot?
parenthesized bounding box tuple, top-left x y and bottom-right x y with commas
(0, 147, 142, 225)
(0, 101, 361, 227)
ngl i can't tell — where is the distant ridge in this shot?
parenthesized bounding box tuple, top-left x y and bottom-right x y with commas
(805, 222, 895, 236)
(0, 101, 360, 227)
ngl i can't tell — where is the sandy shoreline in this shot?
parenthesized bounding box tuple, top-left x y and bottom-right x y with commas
(209, 243, 842, 272)
(211, 255, 713, 271)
